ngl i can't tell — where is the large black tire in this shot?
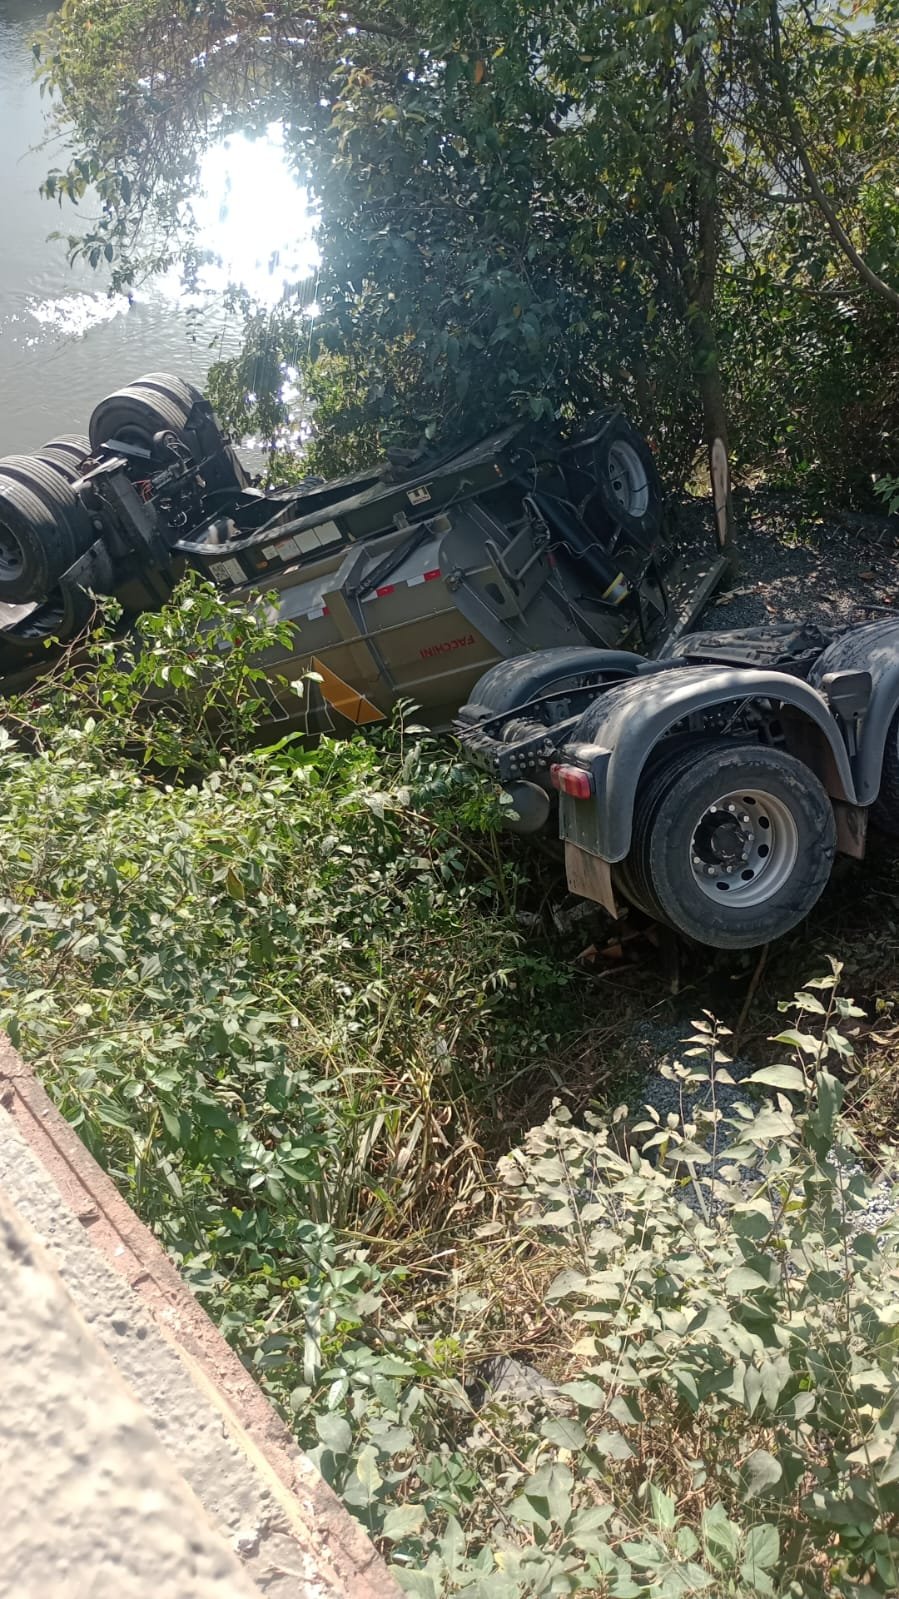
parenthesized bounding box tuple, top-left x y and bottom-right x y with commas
(90, 372, 245, 495)
(0, 475, 75, 602)
(871, 705, 899, 837)
(136, 373, 247, 494)
(624, 739, 836, 949)
(89, 381, 191, 455)
(1, 584, 95, 648)
(36, 435, 92, 481)
(573, 415, 663, 544)
(0, 456, 94, 571)
(135, 371, 204, 408)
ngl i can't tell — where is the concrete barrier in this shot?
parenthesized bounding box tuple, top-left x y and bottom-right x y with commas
(0, 1033, 401, 1599)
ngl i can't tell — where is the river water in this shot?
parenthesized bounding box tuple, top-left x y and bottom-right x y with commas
(0, 0, 316, 455)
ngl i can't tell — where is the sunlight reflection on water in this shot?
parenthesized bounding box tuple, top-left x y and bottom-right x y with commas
(0, 0, 316, 452)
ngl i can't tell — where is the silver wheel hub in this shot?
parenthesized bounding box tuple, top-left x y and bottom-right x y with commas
(0, 524, 24, 580)
(689, 788, 799, 906)
(607, 440, 650, 518)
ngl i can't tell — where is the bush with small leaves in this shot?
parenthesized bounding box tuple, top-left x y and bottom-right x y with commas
(1, 585, 897, 1594)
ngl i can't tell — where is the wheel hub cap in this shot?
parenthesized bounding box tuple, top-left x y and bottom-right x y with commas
(689, 788, 799, 905)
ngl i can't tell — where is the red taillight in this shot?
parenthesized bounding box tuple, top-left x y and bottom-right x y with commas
(550, 764, 594, 799)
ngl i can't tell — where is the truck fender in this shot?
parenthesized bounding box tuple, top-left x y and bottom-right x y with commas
(458, 645, 647, 719)
(559, 663, 856, 863)
(808, 619, 899, 805)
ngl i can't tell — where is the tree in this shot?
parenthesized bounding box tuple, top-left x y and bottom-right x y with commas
(35, 1, 899, 528)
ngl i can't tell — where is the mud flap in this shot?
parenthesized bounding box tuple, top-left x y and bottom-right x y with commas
(564, 841, 618, 917)
(833, 800, 867, 860)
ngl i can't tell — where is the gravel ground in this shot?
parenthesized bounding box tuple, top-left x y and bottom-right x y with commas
(631, 1018, 899, 1231)
(677, 489, 899, 633)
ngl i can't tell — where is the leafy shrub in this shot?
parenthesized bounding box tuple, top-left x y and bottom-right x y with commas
(2, 586, 898, 1595)
(4, 573, 296, 775)
(312, 988, 899, 1598)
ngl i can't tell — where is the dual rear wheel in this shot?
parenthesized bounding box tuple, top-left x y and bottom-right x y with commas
(0, 443, 93, 602)
(616, 740, 837, 948)
(88, 372, 246, 497)
(0, 372, 242, 604)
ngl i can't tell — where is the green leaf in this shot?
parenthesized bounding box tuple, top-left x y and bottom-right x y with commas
(794, 991, 827, 1014)
(748, 1064, 806, 1092)
(393, 1574, 437, 1598)
(225, 866, 245, 900)
(741, 1450, 783, 1500)
(772, 1029, 819, 1054)
(561, 1378, 606, 1408)
(743, 1523, 780, 1572)
(594, 1429, 634, 1460)
(540, 1416, 587, 1449)
(353, 1445, 382, 1500)
(649, 1484, 676, 1529)
(315, 1413, 351, 1454)
(382, 1504, 426, 1540)
(702, 1503, 741, 1568)
(159, 1104, 181, 1139)
(726, 1267, 770, 1295)
(569, 1505, 613, 1545)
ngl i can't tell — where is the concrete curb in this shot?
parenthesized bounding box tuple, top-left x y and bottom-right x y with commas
(0, 1187, 263, 1599)
(0, 1034, 401, 1599)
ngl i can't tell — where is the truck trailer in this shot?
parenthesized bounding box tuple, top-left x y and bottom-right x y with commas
(0, 371, 724, 730)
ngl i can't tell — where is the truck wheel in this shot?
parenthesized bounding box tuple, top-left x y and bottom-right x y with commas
(626, 741, 836, 949)
(0, 456, 94, 566)
(134, 375, 247, 494)
(871, 705, 899, 837)
(575, 417, 663, 543)
(0, 476, 74, 602)
(89, 382, 190, 455)
(90, 373, 245, 495)
(36, 435, 92, 481)
(135, 371, 204, 407)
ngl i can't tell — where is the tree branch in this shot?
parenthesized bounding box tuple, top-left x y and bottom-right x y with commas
(767, 0, 899, 312)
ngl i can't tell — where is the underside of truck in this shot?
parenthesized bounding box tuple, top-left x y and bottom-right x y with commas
(0, 372, 728, 729)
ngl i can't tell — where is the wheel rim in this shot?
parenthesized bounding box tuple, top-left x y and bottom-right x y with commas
(607, 440, 650, 518)
(689, 788, 799, 906)
(0, 523, 24, 580)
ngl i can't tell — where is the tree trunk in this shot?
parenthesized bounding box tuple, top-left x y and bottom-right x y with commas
(690, 310, 736, 556)
(659, 44, 738, 556)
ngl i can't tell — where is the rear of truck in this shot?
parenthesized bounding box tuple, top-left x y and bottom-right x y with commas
(455, 625, 886, 951)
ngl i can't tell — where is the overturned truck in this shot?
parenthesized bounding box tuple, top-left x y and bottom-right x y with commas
(0, 371, 725, 727)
